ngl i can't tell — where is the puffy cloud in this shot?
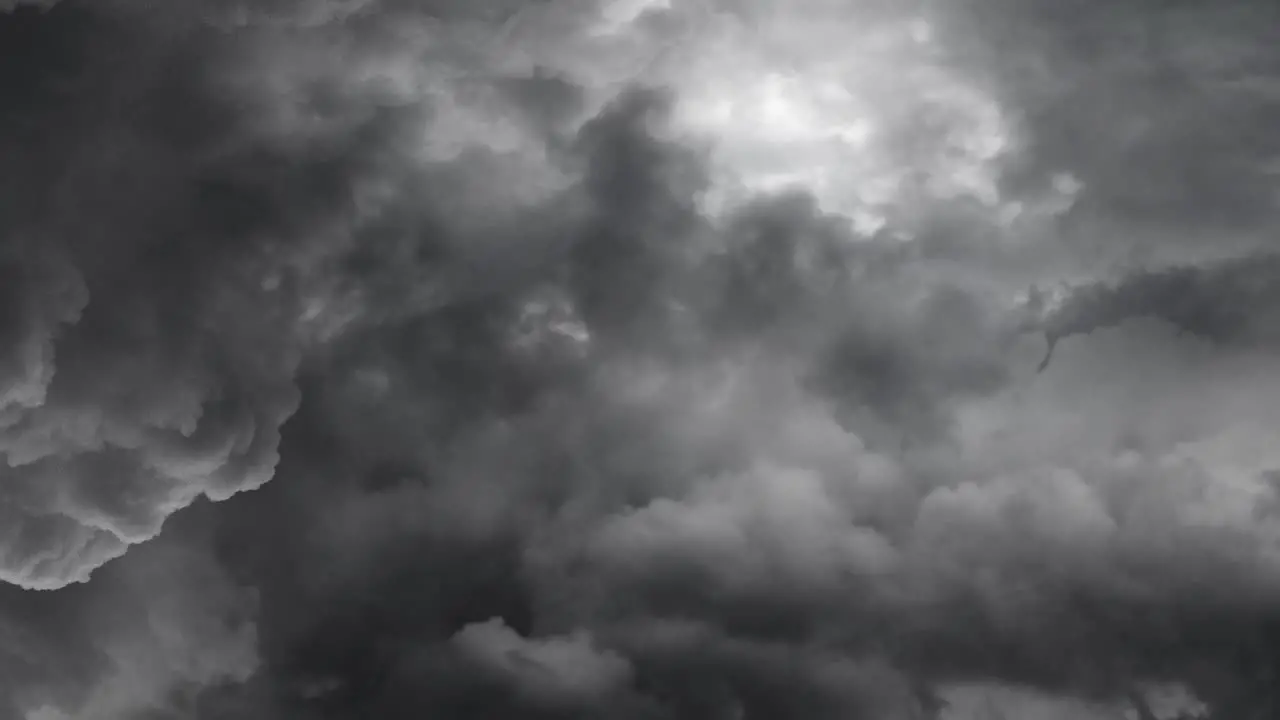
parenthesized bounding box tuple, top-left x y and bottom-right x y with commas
(0, 2, 317, 591)
(4, 0, 1280, 719)
(452, 618, 634, 707)
(928, 0, 1280, 271)
(23, 518, 259, 720)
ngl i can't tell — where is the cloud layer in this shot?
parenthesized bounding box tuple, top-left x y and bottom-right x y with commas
(1, 1, 1279, 719)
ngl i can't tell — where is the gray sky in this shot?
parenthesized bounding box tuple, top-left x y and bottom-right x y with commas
(1, 1, 1277, 718)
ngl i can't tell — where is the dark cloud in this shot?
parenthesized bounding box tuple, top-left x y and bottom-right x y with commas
(3, 1, 1280, 719)
(1028, 252, 1280, 371)
(0, 0, 57, 11)
(932, 0, 1280, 266)
(0, 2, 302, 590)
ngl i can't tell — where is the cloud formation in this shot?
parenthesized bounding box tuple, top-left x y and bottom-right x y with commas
(2, 0, 1280, 719)
(0, 2, 322, 590)
(1028, 252, 1280, 371)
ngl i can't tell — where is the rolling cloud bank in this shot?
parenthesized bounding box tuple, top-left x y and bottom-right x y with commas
(2, 0, 1280, 718)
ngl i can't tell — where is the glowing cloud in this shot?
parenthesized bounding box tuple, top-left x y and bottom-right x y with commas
(652, 3, 1015, 231)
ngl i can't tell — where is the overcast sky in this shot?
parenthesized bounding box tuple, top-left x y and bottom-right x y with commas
(2, 0, 1279, 718)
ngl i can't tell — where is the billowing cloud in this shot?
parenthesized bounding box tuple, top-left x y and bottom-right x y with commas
(3, 0, 1280, 719)
(0, 2, 320, 590)
(1027, 253, 1280, 371)
(452, 618, 634, 707)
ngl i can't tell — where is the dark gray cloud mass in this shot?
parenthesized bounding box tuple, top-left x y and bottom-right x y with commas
(1, 1, 1279, 719)
(1028, 252, 1280, 372)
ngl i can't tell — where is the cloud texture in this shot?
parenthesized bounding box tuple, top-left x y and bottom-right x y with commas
(1, 0, 1279, 719)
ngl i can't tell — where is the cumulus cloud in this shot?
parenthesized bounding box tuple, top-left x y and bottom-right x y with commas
(23, 522, 259, 720)
(3, 0, 1280, 719)
(0, 1, 324, 591)
(452, 618, 634, 707)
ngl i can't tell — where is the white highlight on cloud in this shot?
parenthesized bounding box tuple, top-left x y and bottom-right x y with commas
(366, 0, 1025, 237)
(653, 2, 1016, 231)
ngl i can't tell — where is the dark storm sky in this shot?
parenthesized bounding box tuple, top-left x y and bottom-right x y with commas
(2, 1, 1280, 718)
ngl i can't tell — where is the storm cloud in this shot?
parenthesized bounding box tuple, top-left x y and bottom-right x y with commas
(1, 0, 1278, 719)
